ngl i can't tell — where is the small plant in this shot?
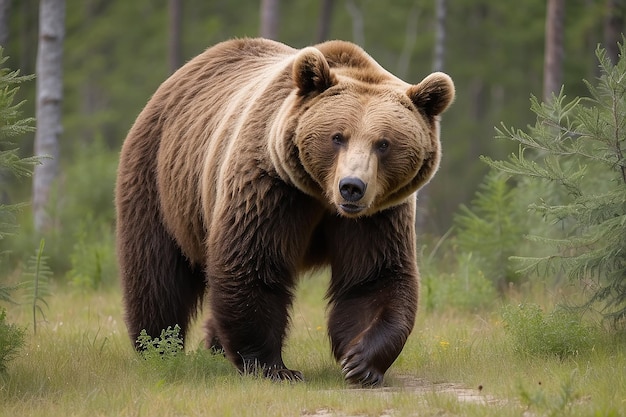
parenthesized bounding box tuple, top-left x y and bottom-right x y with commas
(502, 303, 595, 358)
(454, 170, 525, 292)
(135, 325, 187, 381)
(22, 239, 52, 335)
(68, 224, 104, 290)
(518, 371, 581, 417)
(136, 325, 184, 361)
(135, 326, 235, 383)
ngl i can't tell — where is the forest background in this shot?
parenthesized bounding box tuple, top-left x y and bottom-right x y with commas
(1, 0, 625, 351)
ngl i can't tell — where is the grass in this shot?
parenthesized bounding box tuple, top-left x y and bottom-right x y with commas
(1, 273, 625, 417)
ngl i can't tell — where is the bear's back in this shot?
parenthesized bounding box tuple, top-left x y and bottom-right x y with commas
(152, 39, 300, 263)
(158, 38, 297, 123)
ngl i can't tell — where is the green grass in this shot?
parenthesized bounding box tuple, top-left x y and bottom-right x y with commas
(1, 275, 625, 417)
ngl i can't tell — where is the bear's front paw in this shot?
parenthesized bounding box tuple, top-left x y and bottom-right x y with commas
(263, 367, 304, 383)
(340, 346, 384, 387)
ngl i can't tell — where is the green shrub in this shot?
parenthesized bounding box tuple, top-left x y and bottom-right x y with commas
(502, 303, 596, 358)
(135, 325, 236, 383)
(135, 325, 190, 381)
(136, 325, 184, 361)
(0, 308, 25, 375)
(420, 236, 498, 312)
(454, 170, 526, 292)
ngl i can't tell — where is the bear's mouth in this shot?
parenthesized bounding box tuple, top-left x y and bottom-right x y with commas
(339, 203, 366, 215)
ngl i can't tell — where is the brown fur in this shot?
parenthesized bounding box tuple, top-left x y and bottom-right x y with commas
(115, 38, 454, 386)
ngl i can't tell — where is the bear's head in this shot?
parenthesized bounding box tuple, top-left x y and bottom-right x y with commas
(285, 42, 454, 218)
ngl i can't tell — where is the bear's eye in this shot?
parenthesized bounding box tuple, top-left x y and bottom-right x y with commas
(332, 133, 345, 146)
(376, 139, 390, 154)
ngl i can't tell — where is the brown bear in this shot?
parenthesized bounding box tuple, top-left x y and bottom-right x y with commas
(116, 38, 454, 387)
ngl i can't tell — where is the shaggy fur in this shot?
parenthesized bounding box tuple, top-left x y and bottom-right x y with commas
(115, 38, 454, 386)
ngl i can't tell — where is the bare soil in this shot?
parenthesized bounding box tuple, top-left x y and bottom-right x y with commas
(306, 374, 504, 416)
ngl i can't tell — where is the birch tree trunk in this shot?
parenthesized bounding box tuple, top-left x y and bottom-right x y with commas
(346, 0, 365, 47)
(433, 0, 446, 72)
(260, 0, 279, 40)
(33, 0, 65, 233)
(543, 0, 564, 102)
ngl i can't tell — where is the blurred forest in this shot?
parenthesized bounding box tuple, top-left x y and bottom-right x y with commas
(0, 0, 624, 289)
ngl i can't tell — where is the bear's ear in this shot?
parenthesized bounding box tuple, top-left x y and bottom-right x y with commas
(407, 72, 455, 118)
(293, 47, 336, 96)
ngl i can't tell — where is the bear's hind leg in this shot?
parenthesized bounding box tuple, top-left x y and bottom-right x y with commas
(118, 219, 206, 347)
(116, 108, 207, 350)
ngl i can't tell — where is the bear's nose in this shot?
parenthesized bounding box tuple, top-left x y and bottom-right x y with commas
(339, 177, 366, 202)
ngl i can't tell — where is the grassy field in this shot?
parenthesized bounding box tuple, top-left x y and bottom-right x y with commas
(1, 273, 625, 417)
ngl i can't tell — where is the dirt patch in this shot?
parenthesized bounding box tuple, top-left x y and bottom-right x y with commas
(302, 409, 394, 417)
(307, 375, 504, 416)
(391, 374, 499, 405)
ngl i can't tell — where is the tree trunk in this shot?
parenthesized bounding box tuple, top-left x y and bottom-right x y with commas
(345, 0, 365, 47)
(604, 0, 624, 65)
(433, 0, 447, 72)
(169, 0, 182, 74)
(316, 0, 335, 43)
(0, 0, 10, 47)
(543, 0, 565, 102)
(33, 0, 65, 233)
(260, 0, 279, 40)
(416, 0, 446, 233)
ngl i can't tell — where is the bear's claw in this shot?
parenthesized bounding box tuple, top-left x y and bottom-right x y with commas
(264, 367, 304, 382)
(341, 352, 383, 387)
